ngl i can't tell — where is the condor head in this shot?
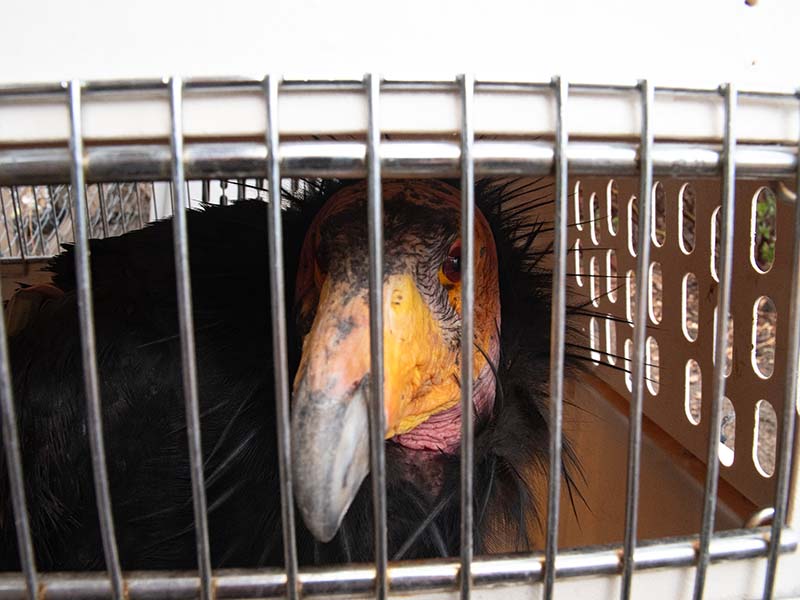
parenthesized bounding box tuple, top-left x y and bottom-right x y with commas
(290, 180, 502, 542)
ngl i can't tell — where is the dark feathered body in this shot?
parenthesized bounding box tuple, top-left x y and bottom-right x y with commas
(0, 180, 578, 571)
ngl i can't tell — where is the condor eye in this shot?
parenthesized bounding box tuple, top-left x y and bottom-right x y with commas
(441, 240, 461, 284)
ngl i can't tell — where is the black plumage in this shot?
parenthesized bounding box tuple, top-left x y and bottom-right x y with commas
(0, 179, 583, 571)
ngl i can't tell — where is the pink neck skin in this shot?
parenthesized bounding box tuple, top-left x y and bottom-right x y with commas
(392, 358, 497, 453)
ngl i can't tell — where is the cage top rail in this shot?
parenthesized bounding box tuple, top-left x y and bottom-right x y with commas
(1, 76, 798, 98)
(0, 77, 798, 147)
(0, 140, 796, 186)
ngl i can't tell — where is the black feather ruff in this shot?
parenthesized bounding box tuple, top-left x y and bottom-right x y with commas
(0, 178, 585, 570)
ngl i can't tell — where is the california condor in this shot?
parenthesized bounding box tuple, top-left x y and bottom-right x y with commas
(0, 178, 583, 570)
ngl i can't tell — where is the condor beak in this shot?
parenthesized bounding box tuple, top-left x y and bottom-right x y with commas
(291, 273, 452, 542)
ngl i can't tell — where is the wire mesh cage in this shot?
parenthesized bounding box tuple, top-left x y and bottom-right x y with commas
(0, 76, 797, 600)
(0, 183, 156, 260)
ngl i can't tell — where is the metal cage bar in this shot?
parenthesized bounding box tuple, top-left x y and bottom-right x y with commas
(0, 528, 792, 599)
(116, 183, 129, 234)
(543, 75, 569, 600)
(0, 191, 13, 256)
(134, 183, 145, 229)
(365, 72, 389, 600)
(693, 83, 738, 600)
(167, 77, 213, 600)
(8, 187, 26, 259)
(458, 73, 476, 600)
(0, 141, 795, 186)
(762, 89, 800, 600)
(65, 184, 77, 242)
(1, 76, 797, 99)
(0, 257, 38, 600)
(264, 74, 300, 600)
(620, 78, 654, 600)
(66, 80, 125, 600)
(46, 185, 62, 247)
(82, 186, 95, 238)
(95, 184, 110, 238)
(29, 186, 45, 255)
(151, 182, 159, 220)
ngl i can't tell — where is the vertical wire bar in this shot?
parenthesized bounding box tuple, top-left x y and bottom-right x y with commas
(105, 185, 119, 236)
(113, 185, 125, 233)
(167, 76, 213, 600)
(46, 186, 62, 248)
(67, 79, 124, 600)
(0, 265, 38, 600)
(692, 83, 737, 600)
(458, 73, 476, 600)
(116, 183, 129, 234)
(65, 185, 77, 243)
(264, 74, 299, 600)
(1, 189, 15, 256)
(29, 187, 46, 255)
(84, 186, 96, 237)
(761, 90, 799, 599)
(364, 72, 389, 600)
(9, 187, 27, 259)
(96, 184, 110, 238)
(186, 182, 192, 209)
(543, 75, 569, 600)
(108, 186, 119, 235)
(134, 184, 145, 229)
(620, 79, 654, 600)
(151, 182, 159, 221)
(202, 180, 210, 205)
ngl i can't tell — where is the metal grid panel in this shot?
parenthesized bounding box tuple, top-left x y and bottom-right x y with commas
(0, 184, 152, 259)
(0, 77, 796, 600)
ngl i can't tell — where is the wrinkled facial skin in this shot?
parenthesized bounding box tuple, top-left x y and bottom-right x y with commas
(290, 180, 500, 542)
(295, 180, 500, 436)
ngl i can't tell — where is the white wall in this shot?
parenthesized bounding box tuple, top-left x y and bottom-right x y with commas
(0, 0, 796, 91)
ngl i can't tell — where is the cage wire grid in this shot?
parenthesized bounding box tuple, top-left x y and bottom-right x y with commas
(0, 77, 796, 600)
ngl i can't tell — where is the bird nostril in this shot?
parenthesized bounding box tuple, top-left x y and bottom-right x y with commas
(391, 290, 404, 306)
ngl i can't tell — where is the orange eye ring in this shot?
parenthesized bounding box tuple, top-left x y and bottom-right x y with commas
(441, 240, 461, 284)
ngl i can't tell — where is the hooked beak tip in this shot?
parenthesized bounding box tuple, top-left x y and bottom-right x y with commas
(291, 380, 371, 543)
